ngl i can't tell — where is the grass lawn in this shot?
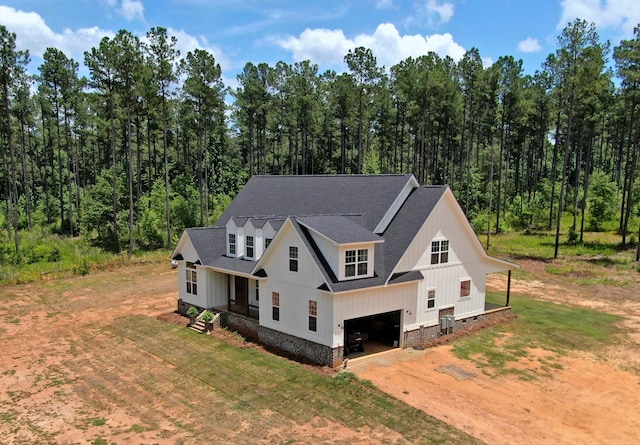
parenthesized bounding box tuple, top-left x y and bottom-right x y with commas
(105, 315, 482, 444)
(452, 291, 623, 380)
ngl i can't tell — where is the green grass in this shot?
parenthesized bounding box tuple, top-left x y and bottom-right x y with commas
(452, 291, 623, 379)
(105, 315, 481, 445)
(0, 232, 171, 286)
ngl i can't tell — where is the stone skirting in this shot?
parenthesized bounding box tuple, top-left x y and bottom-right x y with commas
(404, 306, 513, 348)
(177, 300, 511, 368)
(221, 311, 342, 367)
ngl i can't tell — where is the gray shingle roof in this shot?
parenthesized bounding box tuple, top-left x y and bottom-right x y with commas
(296, 215, 382, 244)
(183, 176, 449, 290)
(215, 174, 415, 232)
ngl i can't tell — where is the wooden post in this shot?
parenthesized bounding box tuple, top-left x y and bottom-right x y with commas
(506, 270, 512, 307)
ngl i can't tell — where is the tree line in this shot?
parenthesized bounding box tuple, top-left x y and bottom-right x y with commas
(1, 19, 640, 262)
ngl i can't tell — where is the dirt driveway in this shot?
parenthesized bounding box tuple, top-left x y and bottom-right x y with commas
(348, 258, 640, 444)
(1, 258, 639, 444)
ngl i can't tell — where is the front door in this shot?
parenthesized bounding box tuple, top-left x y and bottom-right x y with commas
(235, 276, 248, 306)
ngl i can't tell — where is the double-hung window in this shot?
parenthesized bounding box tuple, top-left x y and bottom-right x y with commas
(308, 300, 317, 332)
(272, 292, 280, 321)
(185, 261, 197, 295)
(228, 233, 236, 255)
(345, 249, 368, 277)
(289, 246, 298, 272)
(427, 289, 436, 309)
(431, 240, 449, 264)
(246, 235, 254, 259)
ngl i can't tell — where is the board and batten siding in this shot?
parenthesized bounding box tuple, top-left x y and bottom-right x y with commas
(332, 282, 418, 347)
(395, 190, 490, 322)
(205, 270, 229, 308)
(177, 262, 207, 309)
(259, 223, 334, 346)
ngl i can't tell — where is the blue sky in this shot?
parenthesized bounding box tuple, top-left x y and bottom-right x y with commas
(1, 0, 638, 87)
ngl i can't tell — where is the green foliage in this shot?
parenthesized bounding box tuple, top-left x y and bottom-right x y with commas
(588, 172, 619, 231)
(362, 149, 381, 174)
(186, 306, 199, 318)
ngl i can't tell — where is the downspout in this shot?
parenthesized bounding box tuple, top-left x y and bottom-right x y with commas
(506, 270, 512, 307)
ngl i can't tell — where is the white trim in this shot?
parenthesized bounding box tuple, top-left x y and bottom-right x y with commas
(374, 174, 419, 234)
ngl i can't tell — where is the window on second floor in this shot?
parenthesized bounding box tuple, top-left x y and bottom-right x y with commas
(265, 238, 272, 250)
(289, 246, 298, 272)
(246, 235, 254, 259)
(228, 233, 236, 255)
(345, 248, 368, 277)
(186, 261, 197, 295)
(431, 240, 449, 264)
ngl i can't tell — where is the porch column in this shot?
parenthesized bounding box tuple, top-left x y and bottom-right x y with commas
(505, 269, 512, 307)
(227, 273, 231, 311)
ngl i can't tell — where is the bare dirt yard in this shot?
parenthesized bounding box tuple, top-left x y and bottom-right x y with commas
(1, 257, 639, 444)
(349, 258, 640, 445)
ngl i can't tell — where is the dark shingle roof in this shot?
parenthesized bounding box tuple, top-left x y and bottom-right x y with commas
(184, 177, 449, 291)
(296, 215, 382, 244)
(185, 227, 256, 275)
(215, 174, 414, 232)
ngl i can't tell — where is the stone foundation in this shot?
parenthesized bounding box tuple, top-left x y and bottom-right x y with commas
(222, 311, 342, 367)
(404, 306, 513, 348)
(177, 299, 511, 368)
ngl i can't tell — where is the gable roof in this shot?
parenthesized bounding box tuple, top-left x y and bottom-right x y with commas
(296, 215, 382, 245)
(215, 174, 415, 232)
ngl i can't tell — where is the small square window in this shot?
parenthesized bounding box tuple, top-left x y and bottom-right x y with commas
(460, 280, 471, 298)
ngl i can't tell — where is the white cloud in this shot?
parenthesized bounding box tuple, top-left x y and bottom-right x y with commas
(559, 0, 640, 36)
(164, 28, 231, 72)
(0, 6, 113, 61)
(120, 0, 145, 22)
(518, 37, 542, 52)
(277, 28, 354, 66)
(426, 0, 455, 25)
(276, 23, 466, 70)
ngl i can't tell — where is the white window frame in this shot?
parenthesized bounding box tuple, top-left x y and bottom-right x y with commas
(460, 279, 471, 298)
(228, 233, 236, 256)
(272, 291, 280, 321)
(431, 239, 449, 265)
(246, 235, 254, 259)
(345, 248, 368, 278)
(185, 261, 197, 295)
(289, 246, 298, 272)
(308, 300, 317, 332)
(426, 288, 436, 309)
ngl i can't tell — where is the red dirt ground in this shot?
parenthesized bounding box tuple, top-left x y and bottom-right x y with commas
(1, 257, 639, 443)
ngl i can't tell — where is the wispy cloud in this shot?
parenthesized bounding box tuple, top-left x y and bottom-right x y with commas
(559, 0, 640, 37)
(518, 37, 541, 53)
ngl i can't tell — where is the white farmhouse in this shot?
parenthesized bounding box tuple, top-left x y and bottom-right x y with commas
(172, 174, 518, 367)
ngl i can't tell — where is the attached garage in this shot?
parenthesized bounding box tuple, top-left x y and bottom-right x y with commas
(343, 310, 401, 356)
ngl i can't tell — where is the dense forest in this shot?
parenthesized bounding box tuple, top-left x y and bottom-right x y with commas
(1, 19, 640, 264)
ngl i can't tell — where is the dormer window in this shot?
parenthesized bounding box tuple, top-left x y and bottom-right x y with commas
(345, 249, 368, 277)
(229, 233, 236, 255)
(246, 236, 254, 259)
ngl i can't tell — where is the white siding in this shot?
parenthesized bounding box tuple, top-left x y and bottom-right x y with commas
(333, 283, 418, 347)
(310, 232, 339, 276)
(205, 270, 228, 308)
(259, 224, 333, 346)
(177, 262, 207, 308)
(395, 190, 496, 323)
